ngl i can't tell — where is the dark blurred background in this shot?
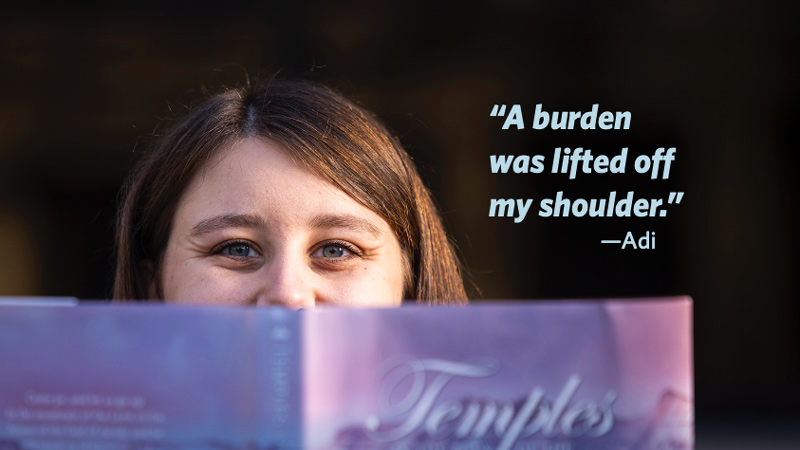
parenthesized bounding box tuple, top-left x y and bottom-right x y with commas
(0, 1, 797, 447)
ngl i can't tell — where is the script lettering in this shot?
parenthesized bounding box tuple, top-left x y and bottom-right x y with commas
(364, 358, 617, 447)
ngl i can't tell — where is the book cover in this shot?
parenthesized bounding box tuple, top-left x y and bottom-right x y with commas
(0, 298, 693, 450)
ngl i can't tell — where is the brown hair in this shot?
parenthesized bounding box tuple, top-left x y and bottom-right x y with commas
(114, 79, 467, 304)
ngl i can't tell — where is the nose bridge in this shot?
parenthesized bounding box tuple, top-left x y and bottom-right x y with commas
(258, 248, 315, 309)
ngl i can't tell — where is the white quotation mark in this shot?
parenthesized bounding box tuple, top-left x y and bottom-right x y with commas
(490, 104, 508, 117)
(660, 192, 684, 217)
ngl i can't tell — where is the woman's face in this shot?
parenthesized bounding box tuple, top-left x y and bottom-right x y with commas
(155, 137, 406, 308)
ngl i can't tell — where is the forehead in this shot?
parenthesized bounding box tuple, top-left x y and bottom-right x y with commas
(174, 137, 390, 230)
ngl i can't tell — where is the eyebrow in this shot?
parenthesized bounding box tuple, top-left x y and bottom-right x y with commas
(309, 213, 382, 237)
(189, 213, 266, 236)
(188, 212, 383, 238)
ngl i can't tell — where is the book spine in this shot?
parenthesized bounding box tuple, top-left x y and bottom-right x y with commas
(255, 308, 303, 449)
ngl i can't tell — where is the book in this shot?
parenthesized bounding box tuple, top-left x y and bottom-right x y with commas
(0, 297, 693, 450)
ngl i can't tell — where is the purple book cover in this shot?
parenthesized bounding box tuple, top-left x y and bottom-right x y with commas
(0, 297, 693, 450)
(0, 305, 303, 449)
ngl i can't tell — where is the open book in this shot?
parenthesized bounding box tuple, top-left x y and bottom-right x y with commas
(0, 297, 693, 450)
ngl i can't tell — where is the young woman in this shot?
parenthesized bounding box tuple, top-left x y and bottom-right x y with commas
(114, 79, 467, 306)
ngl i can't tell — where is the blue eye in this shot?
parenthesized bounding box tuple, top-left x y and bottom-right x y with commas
(312, 242, 357, 259)
(321, 244, 347, 258)
(222, 243, 259, 257)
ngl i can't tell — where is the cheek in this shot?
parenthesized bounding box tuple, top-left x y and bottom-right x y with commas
(372, 264, 405, 305)
(161, 258, 251, 305)
(359, 247, 407, 306)
(324, 265, 403, 307)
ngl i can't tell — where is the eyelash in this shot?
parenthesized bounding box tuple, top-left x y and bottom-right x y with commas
(312, 240, 364, 260)
(212, 239, 262, 259)
(211, 239, 363, 261)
